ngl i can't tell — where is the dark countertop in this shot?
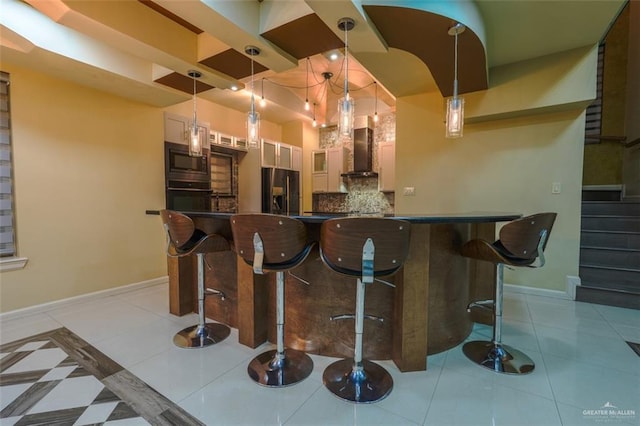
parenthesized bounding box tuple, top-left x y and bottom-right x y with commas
(155, 210, 522, 224)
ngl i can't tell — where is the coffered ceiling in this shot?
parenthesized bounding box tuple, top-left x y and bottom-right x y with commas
(0, 0, 626, 127)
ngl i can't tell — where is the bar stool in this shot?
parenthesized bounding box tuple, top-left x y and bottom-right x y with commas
(230, 213, 315, 387)
(319, 217, 411, 403)
(462, 212, 557, 374)
(160, 210, 231, 348)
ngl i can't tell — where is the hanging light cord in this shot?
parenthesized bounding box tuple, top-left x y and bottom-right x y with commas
(374, 80, 378, 119)
(453, 30, 459, 99)
(344, 22, 349, 99)
(192, 74, 197, 125)
(250, 55, 255, 115)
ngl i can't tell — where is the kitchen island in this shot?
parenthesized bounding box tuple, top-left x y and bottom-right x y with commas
(166, 211, 520, 372)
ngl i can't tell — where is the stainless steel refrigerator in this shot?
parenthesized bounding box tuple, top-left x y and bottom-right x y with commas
(261, 167, 300, 215)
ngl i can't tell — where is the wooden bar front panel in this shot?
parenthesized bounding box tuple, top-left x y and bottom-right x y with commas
(166, 213, 517, 371)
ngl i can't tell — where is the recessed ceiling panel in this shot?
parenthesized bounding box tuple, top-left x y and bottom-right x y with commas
(199, 48, 269, 80)
(138, 0, 203, 34)
(155, 72, 215, 94)
(262, 13, 344, 59)
(364, 5, 488, 97)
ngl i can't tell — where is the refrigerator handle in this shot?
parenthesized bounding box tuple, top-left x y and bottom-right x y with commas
(286, 175, 290, 215)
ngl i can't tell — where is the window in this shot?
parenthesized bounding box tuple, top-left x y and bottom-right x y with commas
(0, 71, 25, 270)
(584, 44, 604, 143)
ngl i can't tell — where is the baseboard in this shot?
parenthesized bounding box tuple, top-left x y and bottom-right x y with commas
(0, 276, 169, 322)
(504, 276, 576, 300)
(566, 275, 580, 300)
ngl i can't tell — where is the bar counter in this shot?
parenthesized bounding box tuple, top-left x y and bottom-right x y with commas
(167, 211, 520, 372)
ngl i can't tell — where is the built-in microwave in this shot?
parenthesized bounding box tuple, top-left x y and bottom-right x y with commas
(165, 141, 210, 183)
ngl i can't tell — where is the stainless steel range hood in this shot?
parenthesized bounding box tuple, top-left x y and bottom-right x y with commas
(342, 116, 378, 178)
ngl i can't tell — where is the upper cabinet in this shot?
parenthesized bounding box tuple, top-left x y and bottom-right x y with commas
(312, 147, 348, 193)
(164, 112, 189, 144)
(210, 132, 248, 152)
(292, 147, 302, 172)
(163, 112, 209, 148)
(378, 141, 395, 192)
(261, 139, 300, 170)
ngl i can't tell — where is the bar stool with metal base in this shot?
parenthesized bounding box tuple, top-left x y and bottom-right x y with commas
(462, 212, 556, 374)
(319, 217, 411, 403)
(160, 210, 231, 348)
(230, 213, 315, 387)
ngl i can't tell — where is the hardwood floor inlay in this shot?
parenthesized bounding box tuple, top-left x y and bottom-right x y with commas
(0, 327, 204, 426)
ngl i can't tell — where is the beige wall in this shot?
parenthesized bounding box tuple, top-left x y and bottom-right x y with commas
(0, 63, 285, 313)
(1, 63, 167, 312)
(395, 47, 596, 292)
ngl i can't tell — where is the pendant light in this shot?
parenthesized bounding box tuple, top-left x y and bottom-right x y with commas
(245, 46, 261, 149)
(337, 17, 355, 139)
(260, 78, 266, 108)
(188, 70, 202, 157)
(446, 23, 465, 139)
(312, 102, 317, 128)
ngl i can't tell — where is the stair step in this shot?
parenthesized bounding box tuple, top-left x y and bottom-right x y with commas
(581, 216, 640, 232)
(580, 246, 640, 269)
(580, 265, 640, 287)
(581, 230, 640, 249)
(581, 201, 640, 216)
(582, 189, 622, 202)
(575, 285, 640, 309)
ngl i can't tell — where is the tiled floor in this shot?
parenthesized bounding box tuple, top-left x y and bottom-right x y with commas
(1, 283, 638, 426)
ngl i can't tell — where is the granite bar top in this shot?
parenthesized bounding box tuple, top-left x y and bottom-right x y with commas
(168, 210, 521, 224)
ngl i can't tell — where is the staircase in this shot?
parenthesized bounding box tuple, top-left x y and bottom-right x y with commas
(577, 188, 640, 309)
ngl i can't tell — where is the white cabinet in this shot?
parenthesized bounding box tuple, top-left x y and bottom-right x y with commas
(261, 140, 298, 169)
(311, 150, 327, 192)
(292, 146, 302, 172)
(164, 112, 189, 144)
(327, 147, 347, 192)
(279, 144, 292, 169)
(262, 140, 278, 167)
(378, 141, 395, 191)
(312, 147, 348, 193)
(312, 150, 327, 174)
(164, 112, 209, 148)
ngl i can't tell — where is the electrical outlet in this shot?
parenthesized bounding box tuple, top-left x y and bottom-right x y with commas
(403, 187, 416, 196)
(552, 182, 561, 194)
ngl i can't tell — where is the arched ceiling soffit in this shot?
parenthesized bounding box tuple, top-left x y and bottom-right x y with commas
(362, 4, 488, 97)
(260, 3, 488, 98)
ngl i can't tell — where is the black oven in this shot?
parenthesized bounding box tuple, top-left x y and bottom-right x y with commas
(165, 141, 210, 182)
(166, 180, 212, 212)
(165, 142, 212, 212)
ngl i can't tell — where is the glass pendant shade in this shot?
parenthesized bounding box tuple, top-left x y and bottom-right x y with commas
(189, 123, 202, 156)
(187, 69, 202, 156)
(446, 23, 466, 139)
(337, 95, 355, 137)
(245, 45, 261, 149)
(247, 107, 260, 149)
(446, 96, 464, 138)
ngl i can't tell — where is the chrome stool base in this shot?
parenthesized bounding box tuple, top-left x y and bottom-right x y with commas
(248, 348, 313, 387)
(323, 358, 393, 403)
(463, 340, 535, 375)
(173, 323, 230, 349)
